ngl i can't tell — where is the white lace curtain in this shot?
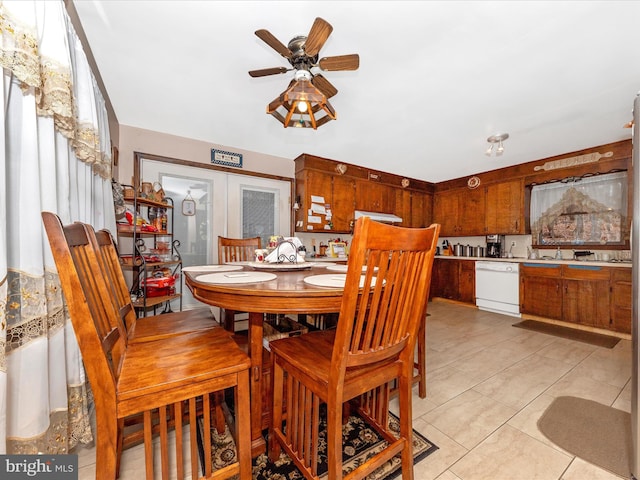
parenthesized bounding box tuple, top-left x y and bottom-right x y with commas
(530, 171, 628, 246)
(0, 0, 115, 454)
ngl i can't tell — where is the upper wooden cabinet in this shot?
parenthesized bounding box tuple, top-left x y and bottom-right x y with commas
(355, 178, 396, 214)
(294, 154, 434, 233)
(433, 179, 524, 236)
(433, 187, 486, 236)
(485, 179, 524, 234)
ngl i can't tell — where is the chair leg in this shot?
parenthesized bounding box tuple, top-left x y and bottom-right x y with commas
(223, 309, 236, 332)
(417, 316, 426, 398)
(399, 372, 415, 480)
(95, 410, 119, 480)
(326, 396, 343, 480)
(269, 360, 284, 461)
(235, 369, 252, 480)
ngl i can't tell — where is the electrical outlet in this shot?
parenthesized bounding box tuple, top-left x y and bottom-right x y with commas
(511, 241, 517, 247)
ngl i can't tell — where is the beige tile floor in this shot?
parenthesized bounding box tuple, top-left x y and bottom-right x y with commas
(74, 300, 632, 479)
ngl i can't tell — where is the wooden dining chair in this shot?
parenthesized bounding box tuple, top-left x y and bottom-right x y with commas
(93, 228, 219, 343)
(269, 217, 440, 480)
(93, 228, 229, 437)
(42, 212, 252, 480)
(218, 236, 262, 331)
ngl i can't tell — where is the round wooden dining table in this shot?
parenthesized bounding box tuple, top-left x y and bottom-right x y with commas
(184, 262, 346, 456)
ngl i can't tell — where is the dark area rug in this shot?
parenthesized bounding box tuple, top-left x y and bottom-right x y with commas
(512, 320, 620, 348)
(202, 408, 438, 479)
(538, 396, 631, 478)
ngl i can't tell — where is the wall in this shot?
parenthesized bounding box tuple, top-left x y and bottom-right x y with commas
(115, 125, 294, 185)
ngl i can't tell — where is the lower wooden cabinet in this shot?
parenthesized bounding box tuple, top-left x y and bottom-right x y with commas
(611, 268, 632, 333)
(520, 263, 630, 334)
(430, 258, 475, 304)
(520, 264, 563, 320)
(562, 265, 610, 330)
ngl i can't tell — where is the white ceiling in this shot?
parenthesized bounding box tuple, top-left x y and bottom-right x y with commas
(73, 0, 640, 183)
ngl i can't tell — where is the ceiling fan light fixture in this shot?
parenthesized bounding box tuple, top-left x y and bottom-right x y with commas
(485, 133, 509, 157)
(250, 18, 357, 130)
(267, 71, 336, 129)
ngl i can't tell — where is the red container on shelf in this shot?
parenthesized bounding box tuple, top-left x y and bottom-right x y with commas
(141, 275, 176, 297)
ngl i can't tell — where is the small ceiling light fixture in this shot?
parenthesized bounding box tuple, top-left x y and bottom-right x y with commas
(485, 133, 509, 157)
(267, 70, 336, 129)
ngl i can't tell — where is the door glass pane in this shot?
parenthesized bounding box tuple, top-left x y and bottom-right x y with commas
(242, 188, 276, 247)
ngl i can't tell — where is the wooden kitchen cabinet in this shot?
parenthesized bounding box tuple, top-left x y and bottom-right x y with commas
(610, 268, 632, 333)
(562, 265, 610, 330)
(410, 190, 433, 228)
(485, 179, 524, 234)
(520, 264, 563, 320)
(521, 263, 631, 334)
(458, 260, 476, 303)
(331, 174, 356, 232)
(355, 178, 396, 213)
(433, 190, 460, 235)
(433, 187, 485, 236)
(434, 179, 524, 236)
(430, 258, 475, 304)
(294, 154, 434, 233)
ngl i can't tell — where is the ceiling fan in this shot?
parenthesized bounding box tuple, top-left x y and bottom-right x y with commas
(248, 17, 359, 128)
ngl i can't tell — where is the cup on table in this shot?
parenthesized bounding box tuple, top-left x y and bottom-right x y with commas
(255, 249, 266, 262)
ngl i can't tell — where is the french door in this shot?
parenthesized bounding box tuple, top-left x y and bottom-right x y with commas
(140, 158, 291, 309)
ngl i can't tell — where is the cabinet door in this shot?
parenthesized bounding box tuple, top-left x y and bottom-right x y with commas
(458, 187, 486, 236)
(520, 265, 563, 319)
(430, 258, 459, 300)
(331, 175, 355, 232)
(611, 268, 631, 333)
(304, 170, 333, 231)
(458, 260, 475, 303)
(561, 265, 610, 329)
(433, 190, 460, 236)
(355, 180, 396, 213)
(563, 278, 610, 329)
(410, 191, 433, 228)
(485, 180, 524, 234)
(395, 189, 411, 227)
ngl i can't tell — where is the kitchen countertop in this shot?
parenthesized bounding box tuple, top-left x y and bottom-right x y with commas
(436, 255, 632, 268)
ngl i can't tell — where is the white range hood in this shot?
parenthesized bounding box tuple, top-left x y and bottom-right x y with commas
(354, 210, 403, 224)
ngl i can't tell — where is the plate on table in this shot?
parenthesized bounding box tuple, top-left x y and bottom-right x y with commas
(196, 272, 277, 284)
(325, 265, 376, 273)
(303, 274, 380, 288)
(182, 265, 243, 273)
(248, 261, 315, 271)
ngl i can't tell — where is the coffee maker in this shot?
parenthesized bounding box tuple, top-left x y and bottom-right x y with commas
(486, 234, 505, 258)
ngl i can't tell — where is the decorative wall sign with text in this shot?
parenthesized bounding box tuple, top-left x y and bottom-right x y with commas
(211, 149, 243, 168)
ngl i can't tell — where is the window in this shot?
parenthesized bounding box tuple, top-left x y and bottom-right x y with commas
(530, 171, 628, 247)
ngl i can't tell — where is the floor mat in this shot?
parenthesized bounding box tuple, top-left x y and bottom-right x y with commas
(201, 409, 438, 479)
(538, 396, 631, 477)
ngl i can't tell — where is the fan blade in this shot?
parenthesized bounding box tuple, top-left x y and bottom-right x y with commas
(304, 17, 333, 57)
(318, 54, 360, 71)
(255, 29, 293, 58)
(248, 67, 289, 78)
(312, 74, 338, 99)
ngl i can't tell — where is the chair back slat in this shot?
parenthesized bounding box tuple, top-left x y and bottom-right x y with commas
(42, 213, 126, 395)
(94, 229, 139, 333)
(333, 218, 440, 374)
(218, 236, 261, 263)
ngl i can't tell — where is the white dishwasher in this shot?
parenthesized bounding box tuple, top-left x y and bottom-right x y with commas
(475, 261, 521, 317)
